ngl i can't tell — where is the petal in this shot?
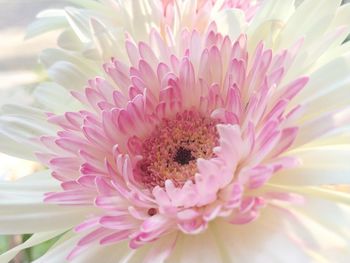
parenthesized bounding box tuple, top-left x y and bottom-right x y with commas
(143, 232, 178, 263)
(0, 171, 97, 234)
(25, 9, 67, 39)
(212, 207, 314, 263)
(0, 106, 56, 160)
(290, 194, 350, 241)
(293, 108, 350, 147)
(33, 232, 132, 263)
(167, 228, 222, 263)
(33, 82, 82, 113)
(292, 53, 350, 117)
(213, 9, 245, 43)
(277, 0, 341, 49)
(264, 184, 350, 206)
(272, 146, 350, 186)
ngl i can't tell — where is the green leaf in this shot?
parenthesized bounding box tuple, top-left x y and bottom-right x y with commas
(28, 235, 61, 261)
(0, 236, 10, 254)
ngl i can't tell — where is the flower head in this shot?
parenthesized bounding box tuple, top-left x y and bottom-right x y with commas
(1, 0, 350, 262)
(33, 21, 335, 259)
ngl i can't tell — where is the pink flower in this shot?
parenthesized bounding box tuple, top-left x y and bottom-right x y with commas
(36, 23, 310, 260)
(1, 1, 350, 262)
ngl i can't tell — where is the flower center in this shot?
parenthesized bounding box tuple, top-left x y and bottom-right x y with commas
(137, 111, 219, 189)
(173, 146, 195, 165)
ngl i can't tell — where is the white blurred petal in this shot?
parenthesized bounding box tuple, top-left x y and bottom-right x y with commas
(0, 170, 96, 234)
(273, 146, 350, 186)
(213, 9, 246, 42)
(167, 228, 222, 263)
(211, 208, 314, 263)
(0, 105, 56, 160)
(33, 82, 82, 113)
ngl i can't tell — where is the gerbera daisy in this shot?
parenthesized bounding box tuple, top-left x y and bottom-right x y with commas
(1, 0, 350, 262)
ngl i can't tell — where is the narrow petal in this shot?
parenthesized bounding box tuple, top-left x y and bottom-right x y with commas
(0, 171, 96, 234)
(272, 146, 350, 185)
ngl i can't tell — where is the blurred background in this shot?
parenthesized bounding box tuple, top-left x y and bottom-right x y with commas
(0, 0, 350, 262)
(0, 0, 69, 182)
(0, 1, 69, 262)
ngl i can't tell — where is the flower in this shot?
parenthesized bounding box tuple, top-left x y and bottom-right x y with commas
(37, 24, 313, 258)
(1, 0, 350, 262)
(26, 0, 258, 103)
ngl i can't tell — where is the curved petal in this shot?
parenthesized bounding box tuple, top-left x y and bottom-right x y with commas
(247, 0, 295, 50)
(33, 232, 132, 263)
(211, 207, 317, 263)
(143, 232, 178, 263)
(292, 53, 350, 112)
(276, 0, 341, 49)
(272, 146, 350, 186)
(293, 108, 350, 147)
(0, 105, 57, 160)
(264, 184, 350, 206)
(33, 82, 82, 113)
(273, 196, 350, 262)
(213, 9, 246, 42)
(0, 170, 97, 234)
(290, 195, 350, 241)
(167, 228, 223, 263)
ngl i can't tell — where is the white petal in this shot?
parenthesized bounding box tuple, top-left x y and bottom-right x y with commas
(0, 169, 59, 191)
(292, 53, 350, 111)
(293, 108, 350, 147)
(272, 195, 350, 262)
(214, 9, 246, 42)
(328, 3, 350, 37)
(34, 231, 132, 263)
(1, 104, 47, 118)
(143, 233, 178, 263)
(264, 183, 350, 206)
(306, 128, 350, 147)
(0, 134, 36, 161)
(248, 0, 295, 34)
(47, 61, 92, 90)
(276, 0, 341, 49)
(33, 82, 82, 113)
(0, 113, 54, 139)
(298, 81, 350, 124)
(167, 228, 222, 263)
(64, 7, 92, 43)
(57, 29, 85, 51)
(33, 232, 79, 263)
(67, 0, 110, 11)
(272, 146, 350, 186)
(291, 194, 350, 240)
(212, 207, 312, 263)
(40, 48, 99, 74)
(284, 26, 349, 85)
(0, 170, 97, 234)
(247, 0, 295, 50)
(25, 10, 67, 39)
(0, 105, 56, 160)
(90, 18, 126, 62)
